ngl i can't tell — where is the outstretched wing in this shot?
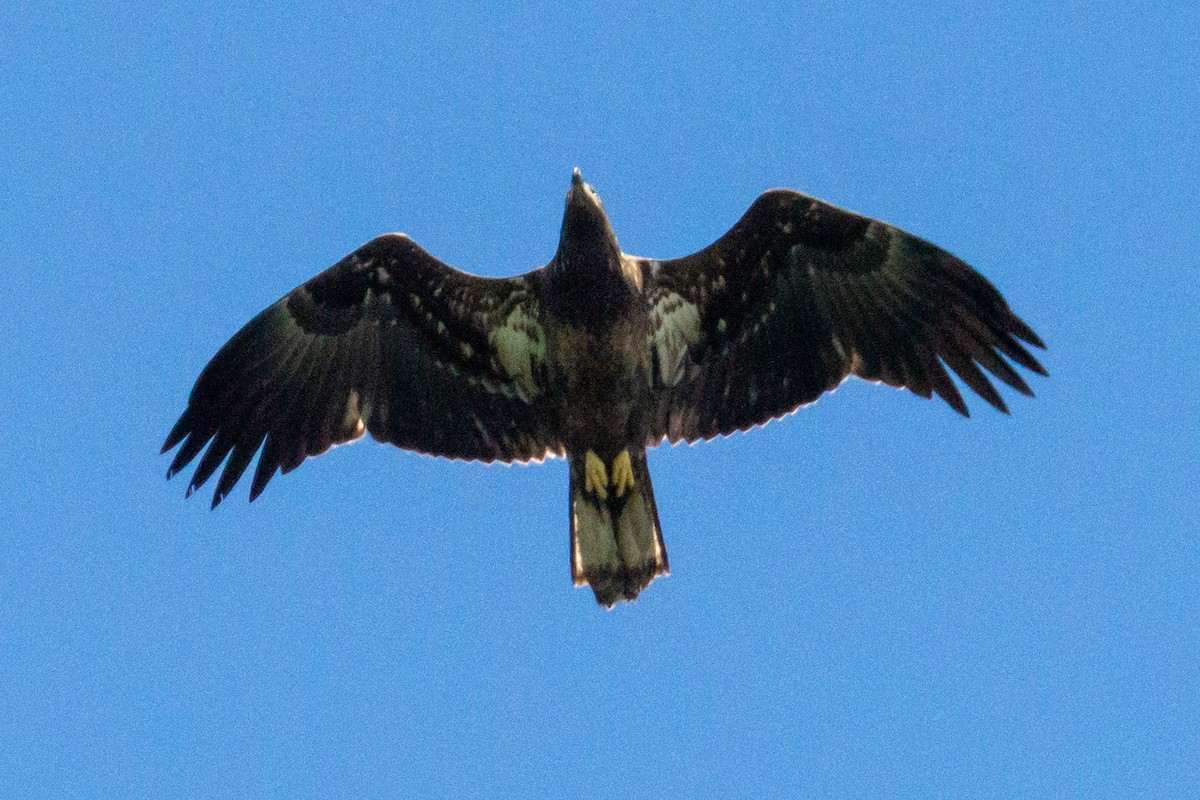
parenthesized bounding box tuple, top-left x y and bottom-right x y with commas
(642, 190, 1046, 444)
(163, 234, 560, 507)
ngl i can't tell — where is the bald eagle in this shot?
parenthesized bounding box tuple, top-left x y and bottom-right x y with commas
(163, 170, 1045, 606)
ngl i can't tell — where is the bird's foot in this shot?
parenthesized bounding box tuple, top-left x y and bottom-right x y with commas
(584, 450, 609, 501)
(611, 449, 635, 498)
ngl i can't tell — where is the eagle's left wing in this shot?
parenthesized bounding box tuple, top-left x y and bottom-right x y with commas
(163, 234, 560, 507)
(640, 190, 1046, 444)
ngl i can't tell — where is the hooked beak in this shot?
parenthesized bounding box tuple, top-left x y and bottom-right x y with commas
(567, 168, 601, 210)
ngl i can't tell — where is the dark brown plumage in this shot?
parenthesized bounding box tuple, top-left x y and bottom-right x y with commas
(163, 169, 1046, 606)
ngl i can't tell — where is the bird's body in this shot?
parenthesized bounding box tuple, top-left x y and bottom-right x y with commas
(546, 312, 650, 455)
(164, 170, 1046, 606)
(542, 176, 653, 458)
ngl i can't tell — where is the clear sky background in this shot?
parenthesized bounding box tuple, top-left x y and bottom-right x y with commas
(3, 2, 1197, 798)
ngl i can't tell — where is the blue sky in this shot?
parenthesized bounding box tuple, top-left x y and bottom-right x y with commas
(2, 2, 1197, 797)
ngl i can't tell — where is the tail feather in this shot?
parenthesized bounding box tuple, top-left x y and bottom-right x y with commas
(569, 448, 668, 607)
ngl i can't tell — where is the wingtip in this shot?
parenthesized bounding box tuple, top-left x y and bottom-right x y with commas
(1019, 348, 1049, 377)
(162, 417, 190, 454)
(1009, 316, 1046, 350)
(1009, 375, 1036, 398)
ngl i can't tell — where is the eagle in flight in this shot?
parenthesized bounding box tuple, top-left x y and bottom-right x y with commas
(163, 170, 1045, 607)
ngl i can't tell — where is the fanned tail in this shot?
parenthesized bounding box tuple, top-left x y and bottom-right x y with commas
(568, 448, 668, 607)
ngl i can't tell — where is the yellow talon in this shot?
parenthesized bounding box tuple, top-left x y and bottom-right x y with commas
(611, 449, 635, 498)
(584, 450, 608, 501)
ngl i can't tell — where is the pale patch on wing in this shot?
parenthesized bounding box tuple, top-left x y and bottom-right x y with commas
(487, 302, 545, 399)
(650, 290, 702, 387)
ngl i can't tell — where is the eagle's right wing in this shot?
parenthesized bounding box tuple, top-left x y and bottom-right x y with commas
(641, 190, 1046, 444)
(163, 234, 561, 507)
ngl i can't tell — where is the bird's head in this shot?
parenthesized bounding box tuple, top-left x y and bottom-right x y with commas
(566, 167, 604, 212)
(556, 169, 622, 273)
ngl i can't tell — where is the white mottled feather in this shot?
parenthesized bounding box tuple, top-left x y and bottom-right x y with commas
(488, 303, 545, 399)
(650, 291, 702, 387)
